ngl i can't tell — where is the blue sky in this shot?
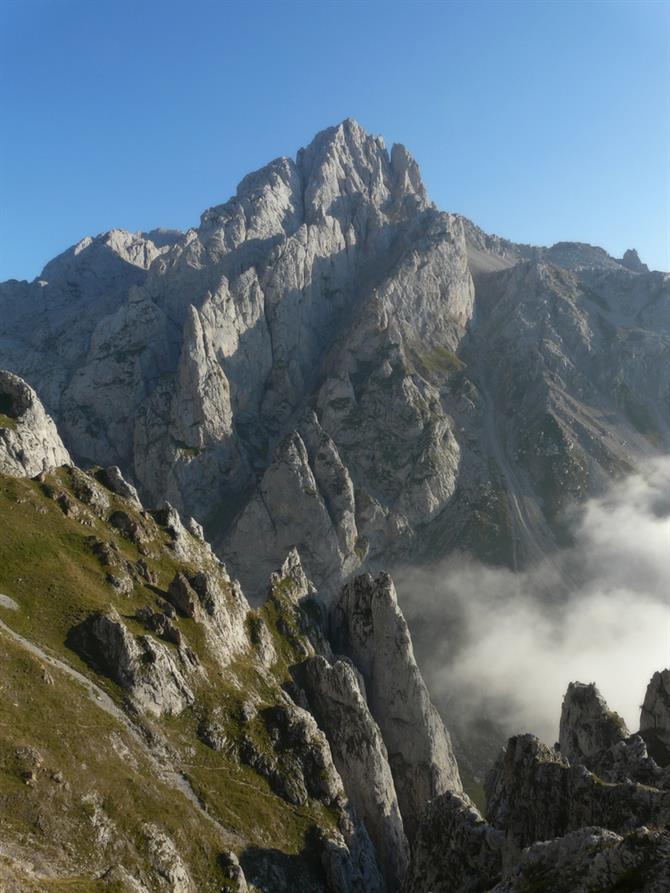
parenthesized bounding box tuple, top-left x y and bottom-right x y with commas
(1, 0, 668, 280)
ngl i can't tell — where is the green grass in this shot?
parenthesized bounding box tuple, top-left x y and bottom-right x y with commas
(0, 412, 17, 430)
(0, 634, 230, 889)
(0, 469, 344, 888)
(461, 773, 486, 814)
(408, 343, 465, 379)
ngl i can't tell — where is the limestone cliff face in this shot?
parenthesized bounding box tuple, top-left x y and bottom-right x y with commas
(403, 792, 503, 893)
(0, 120, 472, 595)
(302, 655, 410, 891)
(559, 681, 629, 766)
(486, 733, 670, 854)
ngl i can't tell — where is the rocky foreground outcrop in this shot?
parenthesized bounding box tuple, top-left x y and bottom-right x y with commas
(405, 675, 670, 893)
(641, 669, 670, 762)
(0, 370, 71, 476)
(0, 391, 668, 892)
(301, 656, 410, 889)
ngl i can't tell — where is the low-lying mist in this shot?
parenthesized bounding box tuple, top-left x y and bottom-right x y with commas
(395, 457, 670, 746)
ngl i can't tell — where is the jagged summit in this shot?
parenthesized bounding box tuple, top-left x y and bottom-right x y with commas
(199, 117, 429, 247)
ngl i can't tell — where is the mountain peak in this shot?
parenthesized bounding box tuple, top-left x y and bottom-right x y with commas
(199, 119, 429, 249)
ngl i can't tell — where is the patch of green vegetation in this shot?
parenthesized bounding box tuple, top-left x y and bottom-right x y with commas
(460, 772, 486, 814)
(408, 343, 465, 379)
(0, 412, 17, 430)
(354, 537, 368, 560)
(257, 585, 308, 680)
(0, 634, 229, 889)
(607, 710, 628, 731)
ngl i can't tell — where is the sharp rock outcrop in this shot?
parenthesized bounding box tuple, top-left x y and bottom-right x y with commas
(640, 669, 670, 762)
(331, 572, 463, 841)
(0, 370, 71, 477)
(301, 654, 410, 890)
(559, 681, 630, 765)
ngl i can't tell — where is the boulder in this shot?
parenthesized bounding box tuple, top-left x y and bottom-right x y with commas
(67, 608, 193, 716)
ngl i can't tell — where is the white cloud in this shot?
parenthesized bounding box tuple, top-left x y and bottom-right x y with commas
(395, 457, 670, 745)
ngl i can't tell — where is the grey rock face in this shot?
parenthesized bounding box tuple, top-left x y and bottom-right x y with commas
(390, 673, 670, 893)
(222, 430, 358, 598)
(253, 695, 345, 808)
(618, 248, 650, 273)
(559, 681, 661, 785)
(67, 608, 193, 716)
(403, 791, 503, 893)
(218, 851, 249, 893)
(0, 370, 71, 477)
(641, 669, 670, 755)
(95, 465, 142, 508)
(485, 734, 670, 853)
(302, 654, 410, 890)
(491, 826, 670, 893)
(165, 572, 199, 619)
(559, 681, 629, 766)
(239, 687, 385, 893)
(142, 823, 196, 893)
(332, 572, 463, 840)
(316, 822, 385, 893)
(0, 120, 476, 590)
(152, 501, 220, 565)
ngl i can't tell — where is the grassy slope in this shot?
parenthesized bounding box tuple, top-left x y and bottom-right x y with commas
(0, 470, 335, 890)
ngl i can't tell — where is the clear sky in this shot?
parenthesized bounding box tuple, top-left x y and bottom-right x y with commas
(1, 0, 669, 280)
